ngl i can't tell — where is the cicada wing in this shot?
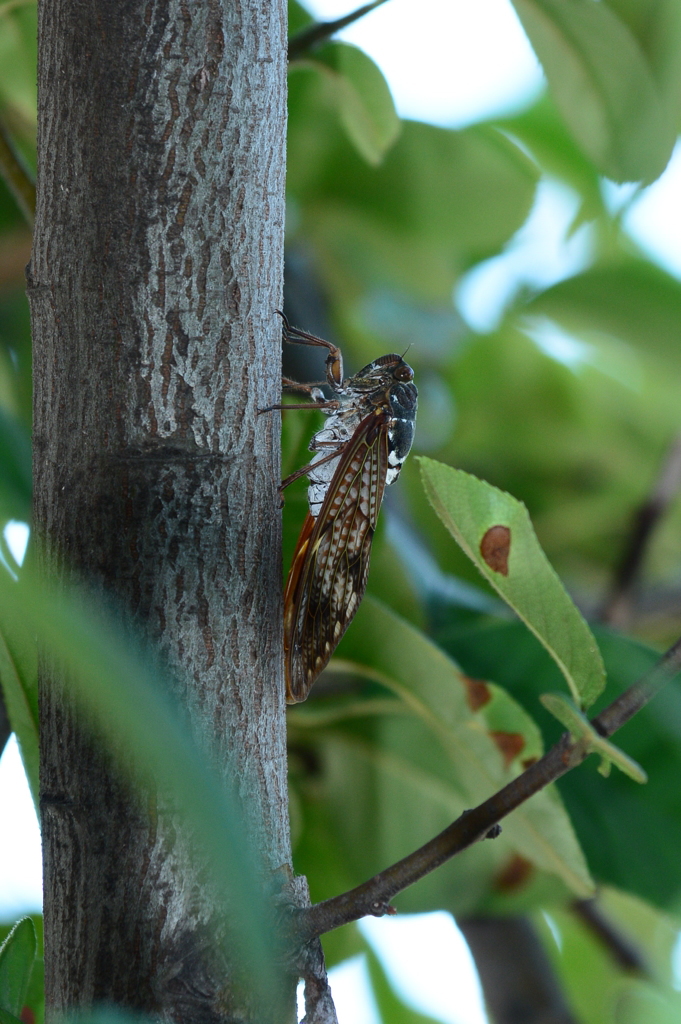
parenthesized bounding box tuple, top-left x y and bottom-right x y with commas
(284, 410, 390, 703)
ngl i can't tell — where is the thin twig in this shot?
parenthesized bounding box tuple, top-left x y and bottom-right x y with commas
(289, 0, 390, 61)
(601, 433, 681, 626)
(299, 635, 681, 940)
(0, 116, 35, 227)
(572, 897, 649, 975)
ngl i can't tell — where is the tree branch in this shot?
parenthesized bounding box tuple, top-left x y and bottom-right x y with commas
(0, 116, 35, 227)
(298, 635, 681, 941)
(571, 897, 649, 975)
(601, 433, 681, 626)
(289, 0, 390, 61)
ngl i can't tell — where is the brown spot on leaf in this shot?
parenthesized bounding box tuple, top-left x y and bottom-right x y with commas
(490, 731, 525, 768)
(494, 854, 534, 892)
(20, 1008, 36, 1024)
(463, 676, 492, 711)
(480, 525, 511, 575)
(522, 756, 538, 770)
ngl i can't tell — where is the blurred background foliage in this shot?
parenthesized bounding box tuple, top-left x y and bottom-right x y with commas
(2, 0, 681, 1021)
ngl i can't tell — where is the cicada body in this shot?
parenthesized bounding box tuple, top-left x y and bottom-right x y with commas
(276, 315, 417, 703)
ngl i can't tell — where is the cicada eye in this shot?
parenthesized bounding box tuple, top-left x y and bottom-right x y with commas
(394, 362, 414, 382)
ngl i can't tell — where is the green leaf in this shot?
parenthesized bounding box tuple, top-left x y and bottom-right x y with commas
(0, 599, 39, 815)
(497, 94, 606, 222)
(540, 692, 647, 783)
(0, 1010, 24, 1024)
(288, 0, 314, 37)
(287, 75, 539, 299)
(319, 599, 594, 900)
(0, 918, 36, 1018)
(436, 620, 681, 909)
(539, 892, 681, 1024)
(511, 0, 676, 182)
(419, 457, 606, 709)
(0, 4, 37, 129)
(0, 410, 31, 522)
(295, 42, 400, 165)
(603, 0, 681, 133)
(525, 260, 681, 364)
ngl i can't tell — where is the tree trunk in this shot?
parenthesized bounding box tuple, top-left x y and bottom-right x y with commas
(28, 1, 290, 1020)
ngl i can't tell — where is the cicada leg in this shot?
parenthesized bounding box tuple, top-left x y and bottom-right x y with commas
(276, 310, 344, 389)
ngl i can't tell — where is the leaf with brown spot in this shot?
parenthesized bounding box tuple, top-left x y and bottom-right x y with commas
(419, 458, 606, 709)
(490, 730, 525, 769)
(495, 854, 534, 892)
(320, 598, 594, 898)
(480, 525, 510, 575)
(462, 676, 492, 711)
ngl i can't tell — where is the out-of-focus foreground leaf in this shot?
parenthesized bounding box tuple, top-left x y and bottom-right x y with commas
(0, 591, 38, 813)
(0, 568, 282, 1006)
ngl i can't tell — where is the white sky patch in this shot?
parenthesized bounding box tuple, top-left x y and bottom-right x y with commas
(671, 932, 681, 991)
(523, 317, 644, 390)
(301, 0, 544, 127)
(327, 955, 382, 1023)
(0, 736, 42, 920)
(456, 180, 593, 332)
(622, 140, 681, 279)
(361, 912, 488, 1024)
(523, 318, 592, 371)
(4, 520, 30, 567)
(541, 911, 563, 953)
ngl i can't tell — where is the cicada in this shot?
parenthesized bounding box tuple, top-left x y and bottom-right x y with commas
(271, 313, 417, 703)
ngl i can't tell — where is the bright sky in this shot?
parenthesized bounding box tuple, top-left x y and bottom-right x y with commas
(3, 1, 681, 1022)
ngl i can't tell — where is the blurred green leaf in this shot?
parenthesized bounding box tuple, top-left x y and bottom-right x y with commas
(437, 619, 681, 909)
(0, 1010, 24, 1024)
(538, 891, 681, 1024)
(526, 260, 681, 364)
(288, 0, 314, 37)
(0, 4, 37, 134)
(0, 591, 38, 814)
(296, 42, 400, 165)
(292, 598, 593, 906)
(0, 409, 31, 519)
(603, 0, 681, 133)
(287, 73, 539, 299)
(0, 918, 36, 1018)
(511, 0, 676, 182)
(0, 917, 42, 1024)
(419, 457, 606, 708)
(498, 94, 606, 223)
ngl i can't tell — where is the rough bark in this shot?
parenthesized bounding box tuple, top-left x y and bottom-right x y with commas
(29, 1, 290, 1020)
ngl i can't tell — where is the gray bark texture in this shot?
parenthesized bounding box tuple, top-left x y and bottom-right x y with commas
(28, 0, 291, 1020)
